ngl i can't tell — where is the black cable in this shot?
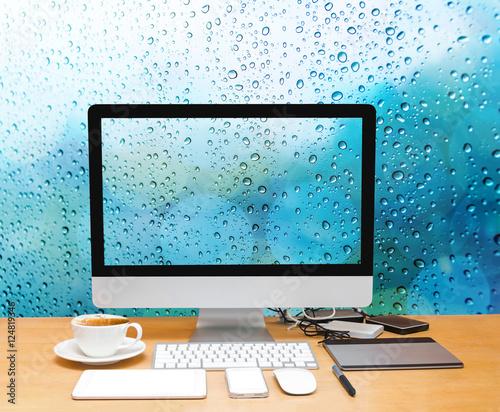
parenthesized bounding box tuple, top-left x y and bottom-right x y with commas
(297, 319, 350, 341)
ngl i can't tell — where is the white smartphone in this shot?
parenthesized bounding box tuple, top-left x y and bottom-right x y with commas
(225, 367, 269, 398)
(72, 369, 207, 399)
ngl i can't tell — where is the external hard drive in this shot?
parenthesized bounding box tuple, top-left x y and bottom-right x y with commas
(365, 315, 429, 335)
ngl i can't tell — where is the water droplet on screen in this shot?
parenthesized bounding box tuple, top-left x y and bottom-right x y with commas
(414, 259, 425, 268)
(243, 177, 252, 186)
(252, 224, 259, 231)
(338, 141, 347, 150)
(250, 153, 260, 161)
(228, 70, 237, 79)
(296, 79, 304, 89)
(463, 143, 472, 153)
(240, 162, 248, 170)
(392, 171, 404, 180)
(343, 246, 352, 254)
(397, 287, 407, 294)
(258, 186, 267, 193)
(184, 137, 191, 145)
(322, 221, 330, 229)
(493, 234, 500, 246)
(262, 27, 270, 35)
(337, 52, 347, 63)
(309, 155, 317, 164)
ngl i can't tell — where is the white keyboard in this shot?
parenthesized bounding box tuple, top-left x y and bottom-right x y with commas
(152, 341, 319, 370)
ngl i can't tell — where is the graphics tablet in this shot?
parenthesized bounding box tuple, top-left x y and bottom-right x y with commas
(323, 337, 463, 370)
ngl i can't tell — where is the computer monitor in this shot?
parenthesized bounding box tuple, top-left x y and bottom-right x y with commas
(88, 104, 375, 341)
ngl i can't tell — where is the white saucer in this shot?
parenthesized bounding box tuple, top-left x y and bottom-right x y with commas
(54, 338, 146, 365)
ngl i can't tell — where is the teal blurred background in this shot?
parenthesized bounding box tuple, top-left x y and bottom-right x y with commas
(1, 0, 498, 317)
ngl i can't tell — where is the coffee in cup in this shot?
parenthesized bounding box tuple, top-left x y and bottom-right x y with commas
(71, 314, 142, 358)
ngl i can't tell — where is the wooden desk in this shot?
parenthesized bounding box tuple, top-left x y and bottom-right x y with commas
(1, 315, 499, 411)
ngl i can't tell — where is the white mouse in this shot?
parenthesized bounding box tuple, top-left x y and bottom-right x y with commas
(273, 368, 317, 395)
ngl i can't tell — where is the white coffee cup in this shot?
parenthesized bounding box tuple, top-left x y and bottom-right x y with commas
(71, 314, 143, 358)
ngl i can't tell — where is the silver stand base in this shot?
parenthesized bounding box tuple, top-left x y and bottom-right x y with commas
(189, 308, 275, 342)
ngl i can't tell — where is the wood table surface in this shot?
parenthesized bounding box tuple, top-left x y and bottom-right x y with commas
(1, 314, 499, 411)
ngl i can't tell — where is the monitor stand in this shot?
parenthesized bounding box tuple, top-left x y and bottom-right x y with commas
(189, 308, 275, 342)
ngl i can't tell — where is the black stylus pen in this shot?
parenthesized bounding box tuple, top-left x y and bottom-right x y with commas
(332, 365, 356, 397)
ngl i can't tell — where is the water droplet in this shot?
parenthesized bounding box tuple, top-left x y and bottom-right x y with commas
(493, 234, 500, 246)
(262, 26, 270, 35)
(331, 91, 343, 101)
(337, 52, 347, 63)
(296, 79, 304, 89)
(414, 259, 425, 268)
(393, 302, 403, 311)
(322, 221, 330, 229)
(351, 62, 360, 72)
(150, 181, 157, 188)
(252, 80, 259, 88)
(397, 286, 407, 294)
(243, 177, 252, 186)
(457, 36, 469, 43)
(252, 224, 259, 231)
(392, 171, 404, 180)
(347, 26, 356, 34)
(338, 141, 347, 150)
(184, 137, 191, 145)
(240, 162, 248, 170)
(483, 177, 494, 187)
(309, 155, 317, 164)
(481, 35, 492, 45)
(228, 70, 237, 79)
(343, 245, 352, 255)
(258, 186, 267, 193)
(250, 153, 260, 161)
(214, 232, 221, 239)
(463, 143, 472, 153)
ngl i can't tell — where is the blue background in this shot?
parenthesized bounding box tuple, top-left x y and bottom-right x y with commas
(1, 0, 498, 317)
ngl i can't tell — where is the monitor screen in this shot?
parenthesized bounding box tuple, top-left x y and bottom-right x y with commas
(88, 104, 375, 308)
(102, 116, 362, 267)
